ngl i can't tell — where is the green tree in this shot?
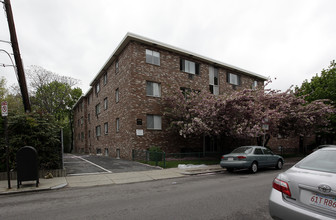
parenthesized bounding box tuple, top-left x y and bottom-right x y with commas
(296, 60, 336, 142)
(27, 66, 82, 152)
(0, 77, 6, 100)
(0, 111, 61, 172)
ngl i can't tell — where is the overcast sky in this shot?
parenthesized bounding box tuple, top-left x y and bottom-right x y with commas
(1, 0, 335, 94)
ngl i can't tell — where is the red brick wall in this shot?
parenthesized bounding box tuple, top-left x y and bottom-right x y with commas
(73, 40, 264, 159)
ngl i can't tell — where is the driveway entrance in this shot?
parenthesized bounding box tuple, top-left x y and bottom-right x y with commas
(64, 154, 160, 175)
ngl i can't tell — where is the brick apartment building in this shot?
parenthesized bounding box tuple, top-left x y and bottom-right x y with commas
(73, 33, 269, 159)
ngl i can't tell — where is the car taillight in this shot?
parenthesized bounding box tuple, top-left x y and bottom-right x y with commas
(237, 156, 246, 159)
(221, 156, 225, 159)
(273, 178, 291, 197)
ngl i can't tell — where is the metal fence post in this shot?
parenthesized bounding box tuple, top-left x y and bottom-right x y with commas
(163, 152, 166, 168)
(155, 152, 158, 166)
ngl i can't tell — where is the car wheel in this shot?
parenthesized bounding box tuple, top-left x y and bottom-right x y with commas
(276, 159, 283, 170)
(250, 162, 258, 173)
(227, 168, 234, 173)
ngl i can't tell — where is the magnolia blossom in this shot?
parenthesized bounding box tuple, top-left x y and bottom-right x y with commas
(164, 85, 335, 139)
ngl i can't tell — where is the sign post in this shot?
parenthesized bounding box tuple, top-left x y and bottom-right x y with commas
(2, 101, 11, 189)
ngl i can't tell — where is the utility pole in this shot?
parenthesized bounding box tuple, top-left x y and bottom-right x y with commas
(3, 0, 31, 112)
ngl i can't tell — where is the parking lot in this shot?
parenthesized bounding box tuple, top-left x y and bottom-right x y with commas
(64, 154, 160, 175)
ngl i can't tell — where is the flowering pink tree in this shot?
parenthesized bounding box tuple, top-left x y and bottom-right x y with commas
(164, 85, 334, 140)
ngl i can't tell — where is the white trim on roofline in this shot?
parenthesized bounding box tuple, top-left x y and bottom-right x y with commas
(89, 32, 267, 87)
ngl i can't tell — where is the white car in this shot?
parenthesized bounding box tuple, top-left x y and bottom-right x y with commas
(269, 146, 336, 220)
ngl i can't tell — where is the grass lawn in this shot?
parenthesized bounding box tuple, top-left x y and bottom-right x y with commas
(141, 160, 220, 169)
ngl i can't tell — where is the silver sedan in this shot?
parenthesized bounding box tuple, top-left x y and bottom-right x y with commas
(269, 146, 336, 220)
(220, 146, 284, 173)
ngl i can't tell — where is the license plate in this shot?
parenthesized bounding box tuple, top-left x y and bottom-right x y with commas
(227, 157, 234, 161)
(309, 193, 336, 211)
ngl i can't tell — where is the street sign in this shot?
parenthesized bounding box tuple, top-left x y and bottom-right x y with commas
(262, 124, 269, 131)
(1, 101, 8, 117)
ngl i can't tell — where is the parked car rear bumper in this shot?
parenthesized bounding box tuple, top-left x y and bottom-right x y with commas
(269, 188, 334, 220)
(220, 160, 251, 169)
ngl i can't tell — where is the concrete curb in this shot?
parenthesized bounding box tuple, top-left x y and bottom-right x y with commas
(0, 178, 68, 196)
(0, 183, 68, 195)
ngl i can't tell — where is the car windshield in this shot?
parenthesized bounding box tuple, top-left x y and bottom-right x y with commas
(232, 147, 253, 154)
(296, 149, 336, 173)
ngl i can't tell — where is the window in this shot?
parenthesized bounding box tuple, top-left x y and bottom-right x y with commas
(95, 103, 101, 115)
(81, 132, 84, 141)
(262, 148, 273, 155)
(146, 81, 161, 97)
(227, 73, 240, 86)
(137, 119, 142, 125)
(103, 73, 107, 85)
(146, 49, 160, 65)
(147, 115, 162, 130)
(296, 150, 336, 173)
(180, 87, 191, 99)
(96, 82, 100, 94)
(104, 97, 108, 110)
(88, 114, 91, 123)
(87, 95, 90, 105)
(209, 66, 219, 95)
(96, 125, 101, 137)
(115, 59, 119, 73)
(254, 148, 264, 155)
(115, 88, 119, 103)
(80, 117, 83, 126)
(88, 130, 91, 138)
(116, 118, 120, 132)
(180, 59, 200, 75)
(180, 87, 200, 99)
(252, 80, 258, 90)
(104, 122, 108, 134)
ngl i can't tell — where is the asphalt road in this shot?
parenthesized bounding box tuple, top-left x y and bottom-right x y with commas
(0, 167, 286, 220)
(64, 154, 160, 175)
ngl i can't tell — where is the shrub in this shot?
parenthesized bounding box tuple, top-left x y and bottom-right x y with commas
(148, 146, 163, 161)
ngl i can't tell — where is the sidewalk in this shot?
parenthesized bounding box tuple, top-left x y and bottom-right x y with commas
(0, 164, 223, 195)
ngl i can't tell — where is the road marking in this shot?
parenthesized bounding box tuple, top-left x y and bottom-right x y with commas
(72, 155, 112, 173)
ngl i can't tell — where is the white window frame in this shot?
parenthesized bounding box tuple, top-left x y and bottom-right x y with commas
(96, 125, 101, 137)
(229, 73, 239, 86)
(116, 118, 120, 132)
(182, 59, 196, 74)
(115, 60, 119, 73)
(252, 80, 258, 90)
(115, 88, 119, 103)
(104, 122, 108, 134)
(146, 49, 160, 66)
(96, 82, 100, 94)
(95, 103, 100, 115)
(104, 97, 108, 110)
(147, 115, 162, 130)
(146, 81, 161, 97)
(103, 73, 107, 85)
(209, 66, 219, 95)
